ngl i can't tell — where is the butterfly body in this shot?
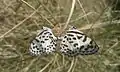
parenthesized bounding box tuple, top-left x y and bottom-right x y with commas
(29, 26, 99, 57)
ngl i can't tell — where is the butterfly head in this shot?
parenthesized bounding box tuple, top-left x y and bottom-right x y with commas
(69, 26, 77, 30)
(42, 26, 51, 30)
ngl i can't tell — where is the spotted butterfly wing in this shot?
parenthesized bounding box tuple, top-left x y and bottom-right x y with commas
(60, 27, 99, 57)
(29, 27, 57, 56)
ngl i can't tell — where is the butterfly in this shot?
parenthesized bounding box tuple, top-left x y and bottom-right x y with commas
(59, 26, 99, 57)
(29, 26, 57, 56)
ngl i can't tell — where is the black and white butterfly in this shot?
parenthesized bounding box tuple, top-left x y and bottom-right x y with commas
(29, 27, 57, 56)
(59, 27, 99, 57)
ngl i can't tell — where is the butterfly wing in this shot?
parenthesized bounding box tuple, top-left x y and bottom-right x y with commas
(60, 27, 99, 57)
(29, 27, 57, 56)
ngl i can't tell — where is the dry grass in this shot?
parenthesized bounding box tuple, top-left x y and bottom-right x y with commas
(0, 0, 120, 72)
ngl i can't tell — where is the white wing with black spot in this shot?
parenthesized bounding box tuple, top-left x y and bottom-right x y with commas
(60, 27, 99, 57)
(29, 27, 57, 56)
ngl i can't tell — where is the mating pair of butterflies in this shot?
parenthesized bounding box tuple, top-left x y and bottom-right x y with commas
(29, 26, 99, 57)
